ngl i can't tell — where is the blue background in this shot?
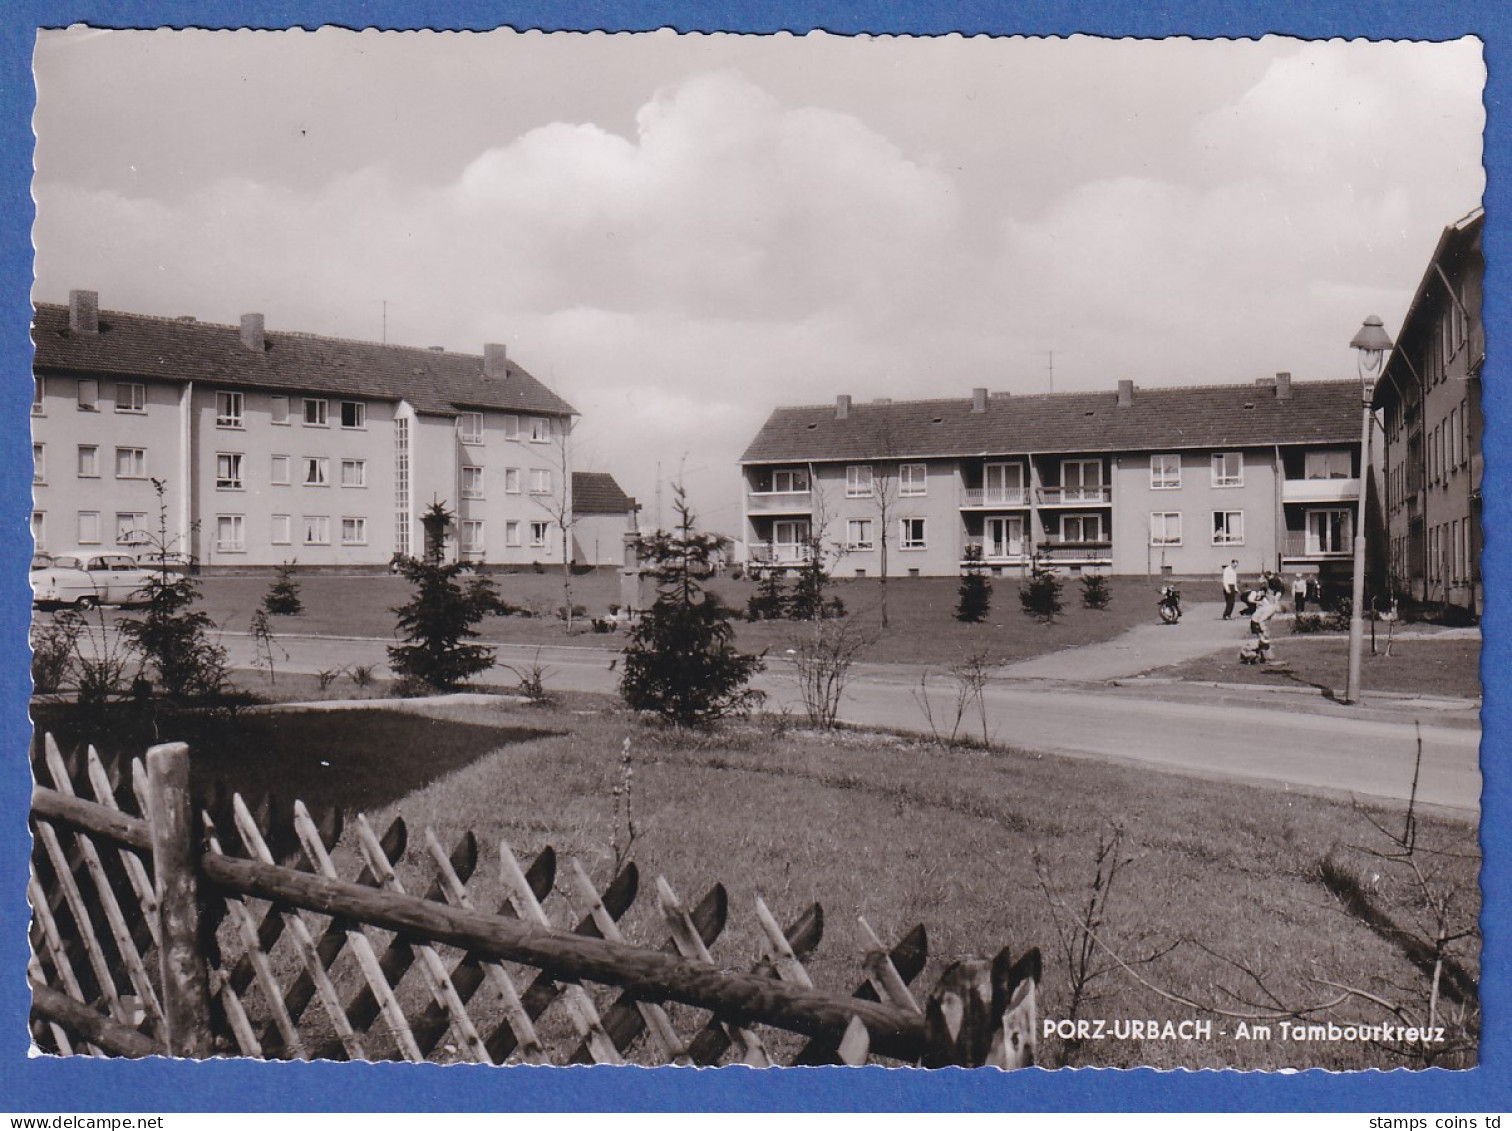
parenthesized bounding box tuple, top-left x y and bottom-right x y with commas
(0, 1, 1504, 1114)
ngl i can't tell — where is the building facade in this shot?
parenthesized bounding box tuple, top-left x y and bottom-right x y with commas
(32, 291, 578, 570)
(1374, 209, 1484, 612)
(570, 471, 638, 567)
(740, 377, 1365, 581)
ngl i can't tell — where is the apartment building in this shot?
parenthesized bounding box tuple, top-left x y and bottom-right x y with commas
(32, 290, 577, 570)
(1374, 209, 1484, 612)
(740, 376, 1365, 581)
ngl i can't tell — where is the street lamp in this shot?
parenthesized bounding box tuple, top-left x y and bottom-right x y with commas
(1346, 315, 1393, 704)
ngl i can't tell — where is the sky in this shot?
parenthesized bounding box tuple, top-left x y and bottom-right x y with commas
(31, 30, 1485, 533)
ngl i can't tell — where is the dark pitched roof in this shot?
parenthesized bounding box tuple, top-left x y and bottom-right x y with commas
(32, 302, 577, 418)
(740, 380, 1364, 464)
(1377, 208, 1484, 404)
(572, 471, 636, 516)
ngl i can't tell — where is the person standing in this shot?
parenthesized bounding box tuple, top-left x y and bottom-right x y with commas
(1292, 572, 1309, 614)
(1221, 559, 1239, 619)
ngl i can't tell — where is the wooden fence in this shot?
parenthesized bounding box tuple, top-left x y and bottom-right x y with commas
(28, 733, 1040, 1067)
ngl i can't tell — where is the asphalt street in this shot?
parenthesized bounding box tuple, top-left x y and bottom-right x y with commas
(211, 621, 1483, 815)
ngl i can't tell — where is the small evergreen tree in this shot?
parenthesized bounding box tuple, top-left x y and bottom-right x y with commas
(1019, 559, 1064, 623)
(118, 480, 230, 699)
(620, 487, 764, 727)
(956, 544, 992, 623)
(263, 560, 304, 616)
(388, 503, 500, 692)
(746, 567, 787, 621)
(787, 536, 845, 621)
(1080, 572, 1111, 610)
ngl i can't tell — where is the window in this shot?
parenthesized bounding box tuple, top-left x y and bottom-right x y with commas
(899, 464, 927, 497)
(33, 443, 43, 483)
(503, 415, 520, 440)
(530, 468, 552, 495)
(504, 468, 522, 494)
(1061, 459, 1104, 502)
(846, 464, 874, 498)
(463, 521, 486, 554)
(983, 463, 1025, 504)
(1150, 512, 1183, 546)
(529, 521, 549, 547)
(1212, 510, 1245, 546)
(303, 398, 329, 426)
(529, 417, 551, 443)
(1449, 408, 1460, 469)
(32, 377, 43, 415)
(78, 511, 101, 545)
(1307, 510, 1349, 556)
(302, 516, 330, 545)
(270, 395, 290, 425)
(115, 447, 145, 479)
(216, 515, 245, 553)
(271, 455, 291, 485)
(116, 383, 145, 413)
(305, 457, 329, 487)
(341, 517, 368, 545)
(1304, 450, 1352, 480)
(78, 379, 98, 411)
(1462, 398, 1471, 466)
(216, 453, 244, 490)
(459, 412, 484, 444)
(341, 459, 366, 488)
(1062, 513, 1105, 543)
(31, 511, 44, 549)
(1211, 452, 1243, 488)
(771, 468, 809, 493)
(115, 513, 147, 546)
(1150, 454, 1182, 490)
(77, 445, 98, 478)
(216, 391, 244, 428)
(846, 519, 874, 550)
(461, 466, 484, 499)
(340, 401, 366, 429)
(900, 517, 927, 550)
(505, 520, 521, 547)
(271, 514, 291, 545)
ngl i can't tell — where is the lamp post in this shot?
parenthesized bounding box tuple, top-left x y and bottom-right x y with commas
(1345, 315, 1393, 704)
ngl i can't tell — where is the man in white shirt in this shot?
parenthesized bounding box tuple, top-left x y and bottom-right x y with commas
(1220, 559, 1239, 620)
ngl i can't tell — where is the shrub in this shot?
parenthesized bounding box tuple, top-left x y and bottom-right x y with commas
(30, 613, 81, 694)
(788, 548, 844, 622)
(1080, 573, 1110, 610)
(956, 545, 992, 623)
(746, 569, 787, 621)
(262, 560, 304, 616)
(787, 618, 868, 728)
(620, 488, 764, 727)
(1019, 563, 1064, 622)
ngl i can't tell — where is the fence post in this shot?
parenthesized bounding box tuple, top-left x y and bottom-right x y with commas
(146, 742, 214, 1057)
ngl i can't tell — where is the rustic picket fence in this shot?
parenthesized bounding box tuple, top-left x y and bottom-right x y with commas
(28, 732, 1040, 1067)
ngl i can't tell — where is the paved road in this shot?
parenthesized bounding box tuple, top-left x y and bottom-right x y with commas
(214, 628, 1482, 815)
(1000, 599, 1244, 680)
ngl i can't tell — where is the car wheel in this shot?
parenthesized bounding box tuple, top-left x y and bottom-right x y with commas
(74, 595, 97, 611)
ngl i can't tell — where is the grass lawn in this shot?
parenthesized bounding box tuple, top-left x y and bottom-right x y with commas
(1147, 634, 1481, 700)
(182, 569, 1168, 668)
(54, 690, 1471, 1069)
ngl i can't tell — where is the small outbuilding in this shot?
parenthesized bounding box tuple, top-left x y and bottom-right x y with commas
(571, 471, 638, 566)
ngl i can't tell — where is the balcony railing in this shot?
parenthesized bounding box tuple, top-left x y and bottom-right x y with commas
(1037, 485, 1113, 505)
(1282, 533, 1352, 560)
(1281, 476, 1361, 504)
(1035, 540, 1113, 563)
(961, 487, 1030, 508)
(748, 540, 813, 566)
(746, 490, 813, 513)
(962, 541, 1029, 563)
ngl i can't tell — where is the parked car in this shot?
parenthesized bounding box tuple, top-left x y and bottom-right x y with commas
(30, 551, 155, 609)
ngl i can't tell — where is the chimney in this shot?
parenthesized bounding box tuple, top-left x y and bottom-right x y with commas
(1275, 371, 1292, 401)
(835, 394, 851, 420)
(240, 313, 265, 352)
(971, 387, 988, 413)
(68, 290, 99, 335)
(1117, 379, 1134, 408)
(483, 342, 508, 379)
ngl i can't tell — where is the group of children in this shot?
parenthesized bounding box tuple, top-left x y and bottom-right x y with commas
(1225, 565, 1319, 666)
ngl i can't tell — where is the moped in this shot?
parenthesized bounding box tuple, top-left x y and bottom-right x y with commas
(1157, 582, 1183, 624)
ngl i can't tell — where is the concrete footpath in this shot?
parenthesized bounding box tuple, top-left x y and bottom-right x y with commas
(1000, 599, 1251, 680)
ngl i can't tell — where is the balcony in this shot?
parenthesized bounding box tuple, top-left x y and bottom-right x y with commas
(961, 541, 1029, 565)
(1035, 540, 1113, 565)
(748, 540, 813, 567)
(746, 490, 813, 514)
(1282, 477, 1361, 504)
(961, 487, 1030, 508)
(1037, 485, 1112, 506)
(1282, 532, 1352, 560)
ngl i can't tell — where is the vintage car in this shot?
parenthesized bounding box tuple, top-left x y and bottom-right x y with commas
(30, 551, 156, 609)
